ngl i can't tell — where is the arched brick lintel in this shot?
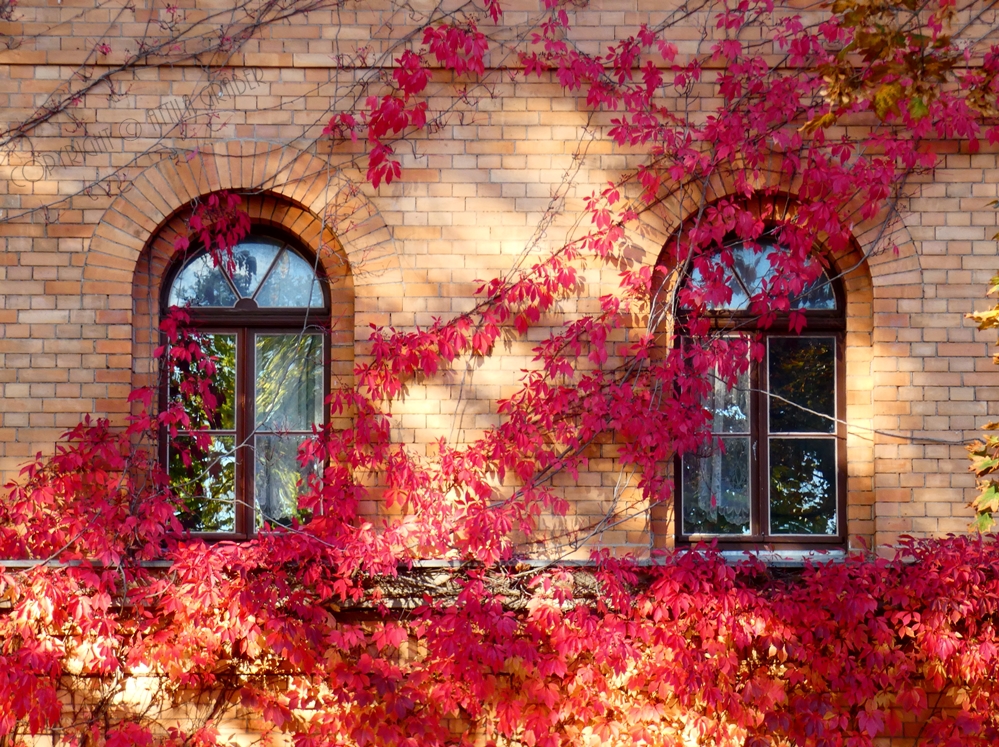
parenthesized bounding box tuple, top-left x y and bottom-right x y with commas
(85, 141, 403, 305)
(622, 161, 921, 291)
(638, 187, 881, 550)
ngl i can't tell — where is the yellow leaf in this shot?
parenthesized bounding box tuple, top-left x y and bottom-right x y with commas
(873, 83, 903, 119)
(800, 112, 837, 134)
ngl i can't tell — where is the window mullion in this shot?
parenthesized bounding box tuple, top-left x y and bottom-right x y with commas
(836, 332, 847, 543)
(237, 327, 254, 537)
(249, 245, 287, 303)
(754, 346, 767, 540)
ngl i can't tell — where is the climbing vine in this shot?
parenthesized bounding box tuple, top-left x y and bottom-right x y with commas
(3, 0, 999, 744)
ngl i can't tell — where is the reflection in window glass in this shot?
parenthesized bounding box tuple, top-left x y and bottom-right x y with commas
(681, 342, 751, 535)
(686, 242, 837, 312)
(167, 241, 323, 310)
(229, 239, 281, 298)
(682, 437, 751, 535)
(792, 276, 835, 310)
(769, 438, 837, 535)
(168, 254, 237, 308)
(768, 337, 835, 434)
(169, 435, 237, 533)
(169, 333, 237, 430)
(255, 250, 324, 308)
(728, 248, 770, 309)
(255, 435, 312, 529)
(255, 334, 324, 430)
(706, 365, 749, 434)
(253, 333, 323, 530)
(167, 332, 238, 532)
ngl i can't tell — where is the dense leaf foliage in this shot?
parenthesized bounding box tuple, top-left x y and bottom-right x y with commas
(2, 0, 999, 743)
(968, 270, 999, 531)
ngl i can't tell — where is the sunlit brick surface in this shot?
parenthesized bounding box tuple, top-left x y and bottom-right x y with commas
(1, 0, 998, 557)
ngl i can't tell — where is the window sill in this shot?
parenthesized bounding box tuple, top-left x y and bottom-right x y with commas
(1, 549, 849, 571)
(716, 548, 847, 567)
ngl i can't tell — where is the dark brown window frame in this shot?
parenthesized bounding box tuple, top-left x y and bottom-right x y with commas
(159, 226, 332, 539)
(675, 266, 848, 551)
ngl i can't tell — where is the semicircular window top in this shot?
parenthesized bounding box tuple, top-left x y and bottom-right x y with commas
(162, 232, 330, 538)
(685, 239, 837, 312)
(676, 240, 846, 549)
(168, 235, 325, 309)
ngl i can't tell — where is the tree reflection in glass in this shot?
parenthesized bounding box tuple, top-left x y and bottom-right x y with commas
(768, 336, 837, 536)
(254, 435, 311, 529)
(255, 250, 324, 308)
(167, 333, 237, 531)
(685, 242, 836, 312)
(681, 351, 751, 535)
(228, 239, 280, 298)
(169, 436, 237, 532)
(168, 333, 236, 431)
(769, 438, 837, 535)
(769, 337, 835, 433)
(255, 334, 323, 431)
(168, 254, 238, 308)
(253, 333, 322, 528)
(166, 238, 323, 310)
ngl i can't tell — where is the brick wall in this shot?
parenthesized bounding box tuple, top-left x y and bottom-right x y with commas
(1, 0, 998, 555)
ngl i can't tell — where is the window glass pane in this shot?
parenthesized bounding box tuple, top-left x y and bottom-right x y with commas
(168, 333, 236, 431)
(792, 271, 836, 310)
(685, 243, 771, 311)
(769, 437, 837, 535)
(255, 249, 324, 308)
(168, 254, 237, 307)
(768, 337, 835, 433)
(681, 436, 751, 535)
(706, 359, 750, 434)
(255, 333, 324, 430)
(229, 238, 282, 299)
(169, 435, 236, 533)
(731, 244, 771, 304)
(684, 242, 837, 312)
(254, 434, 311, 529)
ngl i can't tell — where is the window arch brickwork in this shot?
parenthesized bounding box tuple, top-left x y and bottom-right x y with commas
(132, 194, 355, 536)
(647, 204, 875, 551)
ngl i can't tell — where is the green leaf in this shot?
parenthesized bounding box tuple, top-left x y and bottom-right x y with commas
(973, 484, 999, 512)
(972, 511, 996, 533)
(974, 458, 999, 474)
(907, 96, 928, 120)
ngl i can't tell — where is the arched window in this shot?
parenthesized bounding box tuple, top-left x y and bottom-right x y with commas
(678, 239, 846, 547)
(162, 231, 329, 536)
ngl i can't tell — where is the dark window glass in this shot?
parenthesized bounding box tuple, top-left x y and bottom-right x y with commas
(768, 337, 835, 434)
(769, 438, 837, 535)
